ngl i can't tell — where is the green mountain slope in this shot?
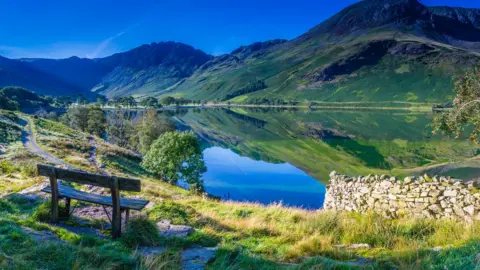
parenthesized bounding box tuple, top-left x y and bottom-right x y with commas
(1, 0, 479, 103)
(91, 42, 213, 98)
(167, 0, 480, 104)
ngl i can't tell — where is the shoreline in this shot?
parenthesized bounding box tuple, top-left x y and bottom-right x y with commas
(98, 102, 438, 112)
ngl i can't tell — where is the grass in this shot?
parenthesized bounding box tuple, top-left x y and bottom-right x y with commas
(2, 111, 480, 268)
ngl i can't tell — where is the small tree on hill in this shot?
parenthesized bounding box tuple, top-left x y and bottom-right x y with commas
(131, 109, 175, 154)
(433, 63, 480, 143)
(87, 105, 107, 138)
(141, 131, 206, 193)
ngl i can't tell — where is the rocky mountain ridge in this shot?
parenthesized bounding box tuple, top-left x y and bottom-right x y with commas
(0, 0, 479, 102)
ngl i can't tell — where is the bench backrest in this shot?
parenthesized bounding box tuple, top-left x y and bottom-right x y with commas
(37, 164, 141, 192)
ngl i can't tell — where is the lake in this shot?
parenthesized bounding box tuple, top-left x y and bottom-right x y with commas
(121, 107, 480, 209)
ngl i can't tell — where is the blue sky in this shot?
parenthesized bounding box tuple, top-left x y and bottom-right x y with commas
(0, 0, 479, 59)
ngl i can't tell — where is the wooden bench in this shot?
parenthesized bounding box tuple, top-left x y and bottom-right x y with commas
(37, 164, 149, 239)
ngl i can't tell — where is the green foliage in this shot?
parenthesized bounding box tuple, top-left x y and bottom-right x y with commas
(0, 92, 19, 110)
(224, 80, 267, 101)
(64, 106, 89, 132)
(0, 87, 48, 110)
(142, 131, 206, 193)
(63, 105, 107, 137)
(32, 200, 52, 222)
(87, 105, 107, 137)
(160, 96, 176, 106)
(0, 160, 18, 175)
(131, 110, 175, 154)
(434, 62, 480, 143)
(140, 97, 161, 108)
(95, 95, 108, 106)
(106, 110, 135, 148)
(121, 215, 161, 247)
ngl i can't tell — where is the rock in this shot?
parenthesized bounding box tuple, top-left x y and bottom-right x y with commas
(404, 177, 412, 184)
(181, 247, 218, 270)
(157, 220, 194, 238)
(329, 171, 337, 178)
(349, 243, 370, 249)
(21, 226, 67, 244)
(464, 205, 475, 216)
(443, 190, 457, 197)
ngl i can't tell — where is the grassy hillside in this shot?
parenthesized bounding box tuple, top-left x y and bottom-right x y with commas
(2, 113, 480, 269)
(170, 32, 478, 104)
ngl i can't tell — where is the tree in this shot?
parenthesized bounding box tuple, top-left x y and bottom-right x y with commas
(131, 110, 175, 154)
(76, 95, 88, 105)
(107, 110, 135, 148)
(66, 106, 89, 132)
(160, 96, 176, 106)
(141, 131, 206, 193)
(87, 105, 107, 137)
(140, 97, 160, 108)
(96, 95, 108, 107)
(433, 63, 480, 143)
(0, 93, 19, 111)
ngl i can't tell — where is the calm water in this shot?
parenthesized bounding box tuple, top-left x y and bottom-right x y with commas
(114, 107, 480, 209)
(202, 147, 325, 209)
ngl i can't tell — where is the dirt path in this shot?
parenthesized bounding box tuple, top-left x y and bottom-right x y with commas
(20, 117, 73, 169)
(87, 136, 110, 176)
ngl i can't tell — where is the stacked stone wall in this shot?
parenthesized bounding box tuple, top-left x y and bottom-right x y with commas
(324, 171, 480, 221)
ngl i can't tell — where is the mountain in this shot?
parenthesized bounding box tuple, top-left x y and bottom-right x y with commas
(0, 56, 85, 97)
(1, 0, 479, 104)
(90, 41, 213, 98)
(22, 56, 112, 91)
(169, 0, 480, 103)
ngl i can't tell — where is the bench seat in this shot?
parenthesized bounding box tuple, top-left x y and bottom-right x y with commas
(41, 184, 149, 211)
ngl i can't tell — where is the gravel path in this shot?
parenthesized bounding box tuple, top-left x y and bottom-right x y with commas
(20, 117, 73, 168)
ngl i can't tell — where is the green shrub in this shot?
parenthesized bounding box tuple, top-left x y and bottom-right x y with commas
(121, 215, 161, 248)
(32, 201, 52, 222)
(21, 163, 38, 178)
(141, 131, 206, 193)
(0, 200, 16, 214)
(0, 160, 18, 175)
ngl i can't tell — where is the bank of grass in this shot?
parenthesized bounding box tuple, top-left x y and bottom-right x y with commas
(3, 112, 480, 268)
(2, 169, 480, 269)
(134, 178, 480, 269)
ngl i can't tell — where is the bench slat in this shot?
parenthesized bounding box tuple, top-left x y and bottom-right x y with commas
(41, 185, 149, 211)
(38, 164, 141, 192)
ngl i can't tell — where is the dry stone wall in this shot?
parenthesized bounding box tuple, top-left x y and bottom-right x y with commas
(324, 171, 480, 221)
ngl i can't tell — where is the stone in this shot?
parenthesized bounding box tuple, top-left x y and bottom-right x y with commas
(329, 171, 337, 178)
(21, 227, 67, 244)
(181, 247, 218, 270)
(349, 243, 371, 249)
(403, 177, 412, 184)
(157, 220, 194, 238)
(443, 190, 457, 197)
(464, 205, 475, 216)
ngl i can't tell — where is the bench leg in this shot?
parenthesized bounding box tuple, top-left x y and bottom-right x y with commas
(65, 198, 71, 218)
(125, 209, 130, 228)
(111, 177, 122, 239)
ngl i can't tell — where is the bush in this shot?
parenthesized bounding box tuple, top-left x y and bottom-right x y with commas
(141, 131, 206, 193)
(0, 160, 18, 175)
(121, 215, 161, 248)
